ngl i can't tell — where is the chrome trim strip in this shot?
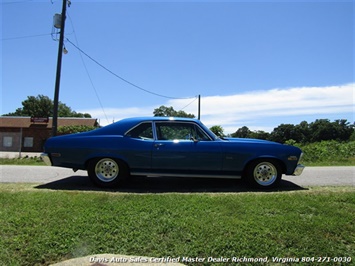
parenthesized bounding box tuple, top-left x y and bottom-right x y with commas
(130, 172, 241, 179)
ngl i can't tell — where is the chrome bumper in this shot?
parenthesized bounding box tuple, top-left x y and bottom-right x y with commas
(40, 153, 52, 166)
(293, 164, 305, 176)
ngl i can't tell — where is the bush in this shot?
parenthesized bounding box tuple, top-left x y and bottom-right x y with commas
(57, 125, 98, 135)
(293, 140, 355, 165)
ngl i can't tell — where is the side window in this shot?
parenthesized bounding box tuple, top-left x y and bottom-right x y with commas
(156, 122, 211, 141)
(125, 123, 153, 140)
(156, 123, 191, 140)
(193, 125, 211, 141)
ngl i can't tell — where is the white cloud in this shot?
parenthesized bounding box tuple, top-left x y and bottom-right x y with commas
(83, 106, 154, 125)
(80, 83, 354, 133)
(168, 83, 354, 130)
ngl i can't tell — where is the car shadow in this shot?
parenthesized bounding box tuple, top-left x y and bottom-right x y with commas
(35, 175, 307, 193)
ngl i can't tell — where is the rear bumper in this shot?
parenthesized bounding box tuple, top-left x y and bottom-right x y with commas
(40, 153, 52, 166)
(293, 164, 305, 176)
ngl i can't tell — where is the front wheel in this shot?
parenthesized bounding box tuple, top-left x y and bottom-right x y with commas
(245, 159, 282, 189)
(87, 158, 128, 188)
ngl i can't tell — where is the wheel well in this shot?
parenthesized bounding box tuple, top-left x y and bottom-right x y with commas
(243, 158, 286, 177)
(85, 157, 130, 172)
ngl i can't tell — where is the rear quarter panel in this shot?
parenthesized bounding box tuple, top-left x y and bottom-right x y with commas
(45, 134, 154, 171)
(45, 135, 127, 169)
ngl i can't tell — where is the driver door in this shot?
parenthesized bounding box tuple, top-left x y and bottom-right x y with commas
(152, 122, 222, 173)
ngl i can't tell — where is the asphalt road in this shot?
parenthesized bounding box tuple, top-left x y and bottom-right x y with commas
(0, 165, 353, 192)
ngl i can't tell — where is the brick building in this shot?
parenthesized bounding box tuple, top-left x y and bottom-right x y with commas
(0, 116, 98, 152)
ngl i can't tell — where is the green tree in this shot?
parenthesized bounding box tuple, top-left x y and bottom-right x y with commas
(308, 119, 353, 142)
(231, 126, 251, 138)
(333, 119, 354, 141)
(309, 119, 336, 142)
(153, 105, 195, 118)
(3, 95, 91, 118)
(350, 129, 355, 141)
(270, 124, 302, 143)
(231, 127, 270, 140)
(295, 121, 311, 144)
(209, 125, 224, 137)
(6, 95, 53, 117)
(230, 119, 353, 143)
(249, 130, 270, 140)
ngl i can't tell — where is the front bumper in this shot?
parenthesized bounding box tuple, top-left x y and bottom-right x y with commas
(293, 164, 305, 176)
(40, 153, 52, 166)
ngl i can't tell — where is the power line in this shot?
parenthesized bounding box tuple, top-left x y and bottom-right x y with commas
(1, 0, 34, 5)
(180, 97, 198, 111)
(66, 11, 109, 125)
(1, 33, 51, 41)
(66, 38, 195, 100)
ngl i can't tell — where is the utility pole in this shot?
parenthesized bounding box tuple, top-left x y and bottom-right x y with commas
(52, 0, 68, 136)
(198, 94, 201, 120)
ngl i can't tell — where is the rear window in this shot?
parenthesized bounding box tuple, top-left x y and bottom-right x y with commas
(125, 122, 153, 140)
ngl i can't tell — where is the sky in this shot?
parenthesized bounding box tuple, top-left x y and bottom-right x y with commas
(1, 0, 354, 134)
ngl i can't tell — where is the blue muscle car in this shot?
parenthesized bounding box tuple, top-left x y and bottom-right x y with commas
(41, 117, 304, 189)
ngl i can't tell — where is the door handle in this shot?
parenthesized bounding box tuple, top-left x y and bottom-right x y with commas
(154, 143, 165, 147)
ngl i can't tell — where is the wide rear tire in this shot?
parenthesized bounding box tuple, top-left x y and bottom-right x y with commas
(88, 158, 128, 188)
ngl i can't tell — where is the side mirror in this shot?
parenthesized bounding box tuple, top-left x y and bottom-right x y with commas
(190, 136, 199, 142)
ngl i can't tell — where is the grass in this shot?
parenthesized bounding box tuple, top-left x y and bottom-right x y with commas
(0, 156, 45, 166)
(0, 184, 354, 265)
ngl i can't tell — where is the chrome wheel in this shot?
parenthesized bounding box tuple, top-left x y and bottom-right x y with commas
(245, 159, 282, 188)
(88, 157, 129, 188)
(253, 162, 278, 186)
(95, 158, 119, 182)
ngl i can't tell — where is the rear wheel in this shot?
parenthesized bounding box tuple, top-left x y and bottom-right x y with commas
(88, 158, 128, 188)
(245, 159, 282, 189)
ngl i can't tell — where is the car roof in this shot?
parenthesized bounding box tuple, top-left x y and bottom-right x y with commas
(120, 116, 198, 123)
(94, 116, 203, 136)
